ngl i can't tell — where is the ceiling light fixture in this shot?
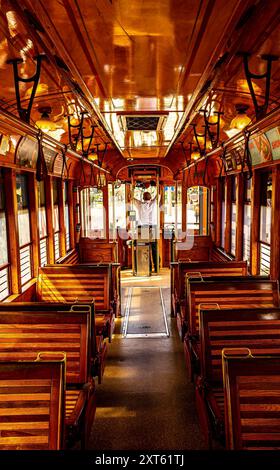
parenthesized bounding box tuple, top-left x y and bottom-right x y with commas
(35, 106, 57, 132)
(229, 104, 251, 131)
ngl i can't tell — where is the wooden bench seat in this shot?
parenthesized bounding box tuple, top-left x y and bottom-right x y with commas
(0, 310, 96, 448)
(0, 302, 107, 384)
(222, 349, 280, 450)
(183, 277, 280, 379)
(0, 358, 65, 450)
(54, 255, 121, 318)
(38, 264, 121, 340)
(171, 260, 248, 318)
(196, 307, 280, 448)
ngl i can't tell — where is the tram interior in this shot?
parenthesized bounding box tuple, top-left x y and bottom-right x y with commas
(0, 0, 279, 453)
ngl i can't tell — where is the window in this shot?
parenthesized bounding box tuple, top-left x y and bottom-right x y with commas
(176, 182, 182, 234)
(81, 187, 105, 238)
(187, 186, 209, 236)
(38, 181, 48, 267)
(0, 172, 10, 299)
(243, 177, 251, 265)
(259, 172, 272, 275)
(53, 178, 61, 261)
(164, 186, 176, 228)
(16, 174, 32, 285)
(108, 183, 126, 239)
(64, 181, 70, 252)
(230, 177, 237, 256)
(221, 179, 226, 248)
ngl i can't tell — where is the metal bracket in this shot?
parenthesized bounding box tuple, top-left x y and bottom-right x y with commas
(241, 52, 278, 120)
(191, 123, 207, 157)
(200, 108, 223, 149)
(7, 54, 45, 124)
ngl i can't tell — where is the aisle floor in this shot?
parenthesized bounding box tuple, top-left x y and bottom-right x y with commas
(89, 269, 206, 450)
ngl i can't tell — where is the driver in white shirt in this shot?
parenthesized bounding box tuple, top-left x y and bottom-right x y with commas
(133, 191, 160, 273)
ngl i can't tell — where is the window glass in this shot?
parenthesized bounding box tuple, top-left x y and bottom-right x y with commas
(243, 204, 251, 263)
(187, 186, 209, 235)
(176, 183, 182, 232)
(16, 174, 32, 284)
(81, 187, 105, 238)
(260, 173, 272, 245)
(0, 175, 8, 266)
(64, 181, 70, 251)
(16, 174, 31, 247)
(231, 177, 237, 256)
(38, 181, 47, 238)
(221, 179, 225, 248)
(164, 186, 176, 228)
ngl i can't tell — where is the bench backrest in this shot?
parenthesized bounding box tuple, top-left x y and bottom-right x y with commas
(57, 249, 80, 265)
(200, 308, 280, 383)
(172, 261, 248, 302)
(186, 277, 280, 337)
(0, 310, 91, 384)
(0, 302, 97, 359)
(38, 265, 112, 310)
(222, 350, 280, 450)
(0, 359, 65, 450)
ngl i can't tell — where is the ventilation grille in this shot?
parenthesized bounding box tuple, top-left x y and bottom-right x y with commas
(126, 116, 160, 131)
(120, 114, 167, 131)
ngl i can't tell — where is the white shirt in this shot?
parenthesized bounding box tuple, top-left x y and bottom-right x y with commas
(133, 197, 158, 226)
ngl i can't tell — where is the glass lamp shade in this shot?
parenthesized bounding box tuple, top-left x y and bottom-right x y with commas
(208, 114, 225, 129)
(36, 116, 57, 132)
(191, 150, 200, 161)
(229, 112, 251, 131)
(88, 153, 98, 161)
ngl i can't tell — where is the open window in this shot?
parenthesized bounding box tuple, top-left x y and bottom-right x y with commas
(186, 186, 209, 236)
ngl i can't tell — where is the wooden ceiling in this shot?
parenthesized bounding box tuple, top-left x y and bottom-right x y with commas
(0, 0, 279, 175)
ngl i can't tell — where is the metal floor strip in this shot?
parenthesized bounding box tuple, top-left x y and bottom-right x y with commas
(122, 286, 169, 338)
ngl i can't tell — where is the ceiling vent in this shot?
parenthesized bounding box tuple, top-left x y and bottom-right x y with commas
(119, 114, 167, 132)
